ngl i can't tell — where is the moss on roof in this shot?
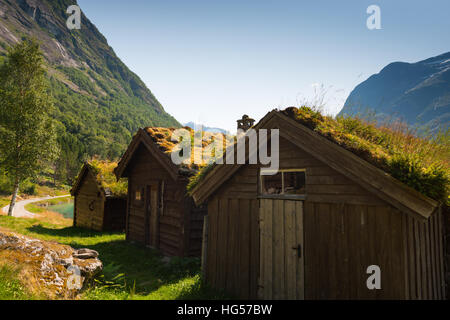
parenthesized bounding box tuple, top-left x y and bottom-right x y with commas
(88, 159, 127, 198)
(285, 107, 449, 202)
(144, 127, 228, 173)
(188, 107, 449, 204)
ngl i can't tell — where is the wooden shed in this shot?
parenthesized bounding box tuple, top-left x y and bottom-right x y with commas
(190, 108, 446, 300)
(71, 161, 127, 232)
(114, 127, 212, 257)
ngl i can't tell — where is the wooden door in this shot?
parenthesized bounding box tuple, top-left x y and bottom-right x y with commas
(145, 182, 160, 248)
(259, 199, 304, 300)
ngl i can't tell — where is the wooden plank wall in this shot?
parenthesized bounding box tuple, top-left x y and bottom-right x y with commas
(203, 136, 446, 299)
(127, 145, 175, 247)
(259, 199, 304, 300)
(74, 171, 104, 231)
(278, 138, 382, 206)
(186, 203, 208, 257)
(205, 196, 260, 299)
(444, 206, 450, 299)
(304, 202, 445, 299)
(126, 144, 203, 257)
(403, 209, 445, 299)
(159, 181, 185, 256)
(104, 198, 127, 231)
(304, 202, 407, 299)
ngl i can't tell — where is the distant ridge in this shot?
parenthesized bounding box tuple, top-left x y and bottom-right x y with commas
(339, 52, 450, 132)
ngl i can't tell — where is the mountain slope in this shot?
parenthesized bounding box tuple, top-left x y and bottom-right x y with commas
(339, 52, 450, 132)
(0, 0, 179, 182)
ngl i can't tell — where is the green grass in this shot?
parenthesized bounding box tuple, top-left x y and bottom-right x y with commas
(0, 215, 227, 300)
(288, 107, 449, 203)
(0, 265, 35, 300)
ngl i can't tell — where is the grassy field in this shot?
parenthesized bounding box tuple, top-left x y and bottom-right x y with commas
(0, 265, 37, 300)
(0, 214, 227, 300)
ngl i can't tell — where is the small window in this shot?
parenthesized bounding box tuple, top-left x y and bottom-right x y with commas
(260, 169, 306, 197)
(261, 171, 283, 195)
(284, 171, 306, 195)
(135, 190, 142, 201)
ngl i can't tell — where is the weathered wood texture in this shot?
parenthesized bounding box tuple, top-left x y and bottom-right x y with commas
(103, 198, 127, 231)
(259, 199, 304, 300)
(126, 144, 206, 257)
(303, 202, 426, 299)
(74, 170, 105, 231)
(443, 205, 450, 299)
(402, 207, 446, 299)
(203, 136, 445, 300)
(205, 196, 260, 299)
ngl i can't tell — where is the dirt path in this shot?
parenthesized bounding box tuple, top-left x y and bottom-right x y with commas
(1, 195, 70, 218)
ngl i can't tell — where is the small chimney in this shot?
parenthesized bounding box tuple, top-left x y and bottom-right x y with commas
(237, 114, 255, 131)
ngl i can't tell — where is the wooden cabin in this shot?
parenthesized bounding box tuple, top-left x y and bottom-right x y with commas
(190, 109, 446, 300)
(114, 127, 211, 257)
(71, 161, 127, 232)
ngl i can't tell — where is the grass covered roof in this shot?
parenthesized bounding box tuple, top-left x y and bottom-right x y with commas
(144, 127, 228, 173)
(87, 159, 127, 198)
(188, 107, 449, 204)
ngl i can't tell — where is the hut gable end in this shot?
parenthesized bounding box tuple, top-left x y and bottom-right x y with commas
(190, 111, 439, 220)
(214, 136, 386, 207)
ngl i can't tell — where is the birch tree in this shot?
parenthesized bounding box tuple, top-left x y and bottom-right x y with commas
(0, 40, 58, 216)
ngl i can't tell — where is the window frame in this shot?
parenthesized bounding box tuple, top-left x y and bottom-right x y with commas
(259, 168, 307, 200)
(134, 187, 144, 206)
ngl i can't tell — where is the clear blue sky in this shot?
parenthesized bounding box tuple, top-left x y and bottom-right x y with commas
(78, 0, 450, 132)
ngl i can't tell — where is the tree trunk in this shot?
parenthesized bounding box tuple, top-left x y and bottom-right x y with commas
(7, 177, 20, 217)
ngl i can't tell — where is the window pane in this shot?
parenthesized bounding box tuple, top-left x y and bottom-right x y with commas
(284, 171, 306, 194)
(261, 172, 283, 195)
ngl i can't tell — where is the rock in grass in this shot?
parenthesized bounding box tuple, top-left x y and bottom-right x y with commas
(73, 248, 99, 259)
(0, 228, 103, 299)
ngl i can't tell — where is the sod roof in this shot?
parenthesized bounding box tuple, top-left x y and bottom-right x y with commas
(188, 107, 449, 204)
(72, 159, 128, 198)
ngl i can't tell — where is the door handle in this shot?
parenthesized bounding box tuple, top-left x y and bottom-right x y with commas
(292, 245, 301, 258)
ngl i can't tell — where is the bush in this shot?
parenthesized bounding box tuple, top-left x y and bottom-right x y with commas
(20, 181, 37, 195)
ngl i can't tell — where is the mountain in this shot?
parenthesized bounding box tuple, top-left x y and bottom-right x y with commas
(0, 0, 179, 182)
(183, 122, 229, 134)
(339, 52, 450, 132)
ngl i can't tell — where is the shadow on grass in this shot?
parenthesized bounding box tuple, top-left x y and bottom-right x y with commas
(27, 224, 123, 239)
(26, 224, 225, 299)
(78, 240, 229, 300)
(25, 223, 229, 299)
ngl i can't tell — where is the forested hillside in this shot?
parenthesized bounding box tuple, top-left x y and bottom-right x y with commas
(0, 0, 179, 184)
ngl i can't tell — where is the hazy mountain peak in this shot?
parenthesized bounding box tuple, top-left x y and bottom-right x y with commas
(339, 52, 450, 132)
